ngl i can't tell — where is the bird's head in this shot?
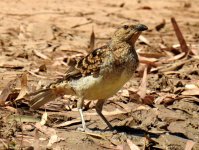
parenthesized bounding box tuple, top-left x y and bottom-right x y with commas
(112, 24, 148, 45)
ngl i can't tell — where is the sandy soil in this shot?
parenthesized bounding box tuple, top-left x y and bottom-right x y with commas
(0, 0, 199, 149)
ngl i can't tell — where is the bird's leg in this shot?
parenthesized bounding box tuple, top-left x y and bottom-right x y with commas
(77, 98, 87, 131)
(95, 99, 113, 130)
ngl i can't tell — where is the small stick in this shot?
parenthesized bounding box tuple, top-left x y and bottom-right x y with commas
(171, 17, 189, 56)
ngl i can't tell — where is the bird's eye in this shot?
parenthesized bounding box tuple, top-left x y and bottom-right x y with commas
(123, 25, 129, 30)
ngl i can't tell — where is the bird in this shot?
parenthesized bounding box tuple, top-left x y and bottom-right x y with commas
(29, 24, 148, 131)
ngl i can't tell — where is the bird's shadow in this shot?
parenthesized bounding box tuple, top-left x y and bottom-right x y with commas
(90, 125, 189, 140)
(91, 125, 159, 138)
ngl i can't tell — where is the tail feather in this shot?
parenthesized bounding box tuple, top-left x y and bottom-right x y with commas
(29, 89, 58, 109)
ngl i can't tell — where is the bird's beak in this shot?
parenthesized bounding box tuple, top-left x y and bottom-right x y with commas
(130, 24, 148, 45)
(135, 24, 148, 31)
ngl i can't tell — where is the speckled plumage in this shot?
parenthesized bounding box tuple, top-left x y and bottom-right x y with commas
(29, 24, 148, 130)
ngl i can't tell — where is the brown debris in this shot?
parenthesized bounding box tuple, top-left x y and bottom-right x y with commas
(155, 19, 166, 31)
(0, 0, 199, 149)
(171, 17, 190, 56)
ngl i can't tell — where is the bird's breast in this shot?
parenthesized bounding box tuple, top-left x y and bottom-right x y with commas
(69, 64, 135, 100)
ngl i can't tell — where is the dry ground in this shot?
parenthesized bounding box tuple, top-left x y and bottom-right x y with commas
(0, 0, 199, 149)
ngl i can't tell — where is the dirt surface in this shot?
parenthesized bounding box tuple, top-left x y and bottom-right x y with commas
(0, 0, 199, 149)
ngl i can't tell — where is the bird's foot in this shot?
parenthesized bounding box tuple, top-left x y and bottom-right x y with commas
(77, 127, 92, 132)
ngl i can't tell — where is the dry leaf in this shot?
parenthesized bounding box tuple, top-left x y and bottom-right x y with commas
(155, 19, 166, 31)
(33, 49, 50, 60)
(84, 108, 128, 116)
(47, 134, 61, 148)
(139, 35, 150, 45)
(137, 66, 148, 99)
(83, 131, 106, 139)
(16, 72, 28, 100)
(53, 119, 81, 128)
(40, 112, 48, 126)
(88, 26, 95, 53)
(171, 17, 189, 55)
(126, 139, 140, 150)
(34, 129, 40, 150)
(185, 140, 196, 150)
(181, 89, 199, 96)
(0, 80, 15, 105)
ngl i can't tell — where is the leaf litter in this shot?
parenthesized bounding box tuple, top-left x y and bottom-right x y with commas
(0, 0, 199, 149)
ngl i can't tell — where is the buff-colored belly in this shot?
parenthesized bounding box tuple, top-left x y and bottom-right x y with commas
(69, 69, 132, 100)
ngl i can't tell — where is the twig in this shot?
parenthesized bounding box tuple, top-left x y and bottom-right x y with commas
(171, 17, 189, 56)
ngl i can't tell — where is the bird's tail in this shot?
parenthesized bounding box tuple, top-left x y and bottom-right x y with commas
(29, 84, 75, 109)
(29, 89, 57, 109)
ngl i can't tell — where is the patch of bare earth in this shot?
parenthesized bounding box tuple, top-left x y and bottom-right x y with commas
(0, 0, 199, 149)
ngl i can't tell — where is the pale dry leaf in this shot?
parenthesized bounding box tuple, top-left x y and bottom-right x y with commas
(33, 49, 50, 60)
(139, 35, 150, 45)
(53, 119, 81, 128)
(28, 71, 48, 79)
(157, 59, 189, 72)
(172, 44, 180, 49)
(0, 139, 8, 149)
(190, 44, 199, 56)
(139, 56, 157, 68)
(185, 140, 196, 150)
(35, 123, 56, 136)
(137, 66, 148, 99)
(138, 52, 166, 58)
(0, 80, 15, 105)
(154, 93, 176, 104)
(47, 134, 61, 148)
(181, 89, 199, 96)
(115, 144, 124, 150)
(133, 105, 150, 111)
(126, 139, 140, 150)
(82, 131, 106, 139)
(119, 89, 129, 97)
(40, 112, 48, 126)
(16, 72, 28, 100)
(34, 129, 40, 150)
(5, 106, 18, 113)
(185, 84, 198, 90)
(84, 108, 127, 116)
(159, 52, 185, 63)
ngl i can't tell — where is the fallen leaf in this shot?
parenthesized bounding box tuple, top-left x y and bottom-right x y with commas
(139, 35, 150, 45)
(155, 19, 166, 31)
(171, 17, 189, 56)
(40, 112, 48, 126)
(34, 129, 40, 150)
(16, 72, 28, 100)
(87, 26, 95, 53)
(137, 66, 148, 99)
(47, 134, 61, 148)
(53, 119, 81, 128)
(33, 49, 50, 60)
(0, 80, 15, 106)
(83, 131, 106, 139)
(182, 89, 199, 96)
(126, 139, 140, 150)
(185, 140, 196, 150)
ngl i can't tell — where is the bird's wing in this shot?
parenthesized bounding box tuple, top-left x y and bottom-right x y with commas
(53, 45, 110, 85)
